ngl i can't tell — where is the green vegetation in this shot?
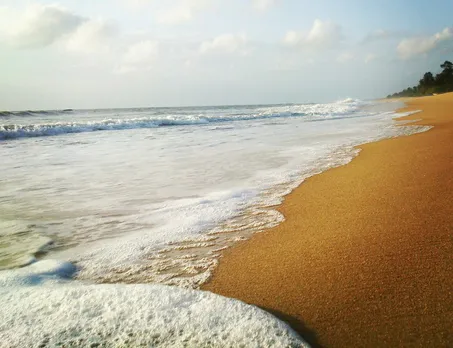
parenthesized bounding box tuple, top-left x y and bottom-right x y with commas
(387, 60, 453, 98)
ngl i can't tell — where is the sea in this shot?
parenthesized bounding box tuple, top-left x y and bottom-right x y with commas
(0, 99, 430, 347)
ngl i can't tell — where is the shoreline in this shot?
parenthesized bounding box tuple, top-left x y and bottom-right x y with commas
(202, 93, 453, 347)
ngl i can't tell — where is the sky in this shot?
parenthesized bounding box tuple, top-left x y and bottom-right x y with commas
(1, 0, 452, 110)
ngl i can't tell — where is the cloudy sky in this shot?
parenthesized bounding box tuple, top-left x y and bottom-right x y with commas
(1, 0, 452, 110)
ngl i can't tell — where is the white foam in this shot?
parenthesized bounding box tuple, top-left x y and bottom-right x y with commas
(0, 98, 365, 140)
(0, 261, 306, 348)
(0, 101, 432, 288)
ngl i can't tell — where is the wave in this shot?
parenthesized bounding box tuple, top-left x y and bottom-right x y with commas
(0, 260, 306, 347)
(0, 109, 73, 118)
(0, 99, 364, 140)
(0, 118, 209, 140)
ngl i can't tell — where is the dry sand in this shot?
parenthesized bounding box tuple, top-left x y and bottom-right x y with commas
(202, 93, 453, 347)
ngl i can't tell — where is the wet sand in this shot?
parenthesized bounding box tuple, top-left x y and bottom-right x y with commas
(202, 93, 453, 347)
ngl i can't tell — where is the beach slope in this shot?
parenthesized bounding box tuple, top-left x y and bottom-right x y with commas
(203, 93, 453, 347)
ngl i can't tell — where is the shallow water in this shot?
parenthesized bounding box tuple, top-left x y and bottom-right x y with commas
(0, 99, 429, 287)
(0, 99, 432, 346)
(0, 260, 306, 347)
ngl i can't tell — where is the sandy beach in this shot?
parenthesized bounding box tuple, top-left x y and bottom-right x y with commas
(203, 93, 453, 347)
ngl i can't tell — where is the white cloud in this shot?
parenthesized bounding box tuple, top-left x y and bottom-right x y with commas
(283, 19, 342, 49)
(252, 0, 277, 12)
(0, 6, 11, 28)
(364, 53, 377, 63)
(369, 29, 389, 39)
(306, 20, 341, 45)
(361, 29, 397, 44)
(65, 19, 118, 54)
(397, 27, 453, 59)
(116, 40, 160, 73)
(157, 0, 210, 25)
(200, 34, 248, 54)
(124, 40, 159, 64)
(158, 4, 192, 24)
(336, 52, 354, 63)
(123, 0, 152, 9)
(283, 31, 300, 46)
(4, 4, 84, 48)
(0, 4, 117, 54)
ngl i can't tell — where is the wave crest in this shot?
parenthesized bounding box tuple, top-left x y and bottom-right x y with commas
(1, 100, 364, 140)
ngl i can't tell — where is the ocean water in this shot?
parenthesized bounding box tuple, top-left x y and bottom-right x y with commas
(0, 260, 305, 347)
(0, 99, 430, 346)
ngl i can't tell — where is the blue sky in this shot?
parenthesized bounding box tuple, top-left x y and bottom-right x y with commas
(1, 0, 452, 109)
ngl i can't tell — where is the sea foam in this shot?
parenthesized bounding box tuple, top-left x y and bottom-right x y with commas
(0, 99, 364, 140)
(0, 101, 432, 289)
(0, 260, 306, 347)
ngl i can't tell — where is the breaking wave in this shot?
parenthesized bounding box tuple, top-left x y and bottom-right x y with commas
(0, 99, 365, 140)
(0, 260, 306, 347)
(0, 118, 205, 140)
(0, 109, 73, 118)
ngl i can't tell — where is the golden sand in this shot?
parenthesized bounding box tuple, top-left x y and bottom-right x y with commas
(203, 93, 453, 347)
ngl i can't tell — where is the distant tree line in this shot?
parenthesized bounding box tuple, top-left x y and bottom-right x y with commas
(387, 60, 453, 98)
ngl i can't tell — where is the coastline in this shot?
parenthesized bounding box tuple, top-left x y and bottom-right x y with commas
(202, 93, 453, 347)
